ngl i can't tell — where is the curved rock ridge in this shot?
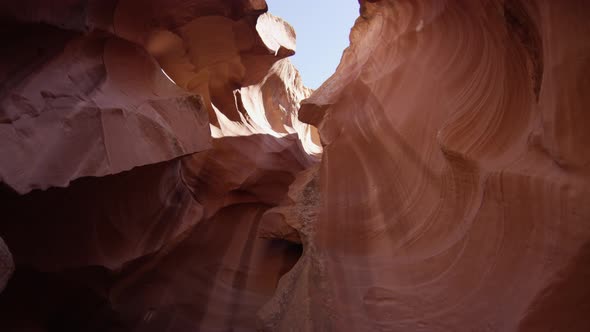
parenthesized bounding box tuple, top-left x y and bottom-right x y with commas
(216, 58, 321, 156)
(269, 0, 589, 331)
(100, 59, 320, 330)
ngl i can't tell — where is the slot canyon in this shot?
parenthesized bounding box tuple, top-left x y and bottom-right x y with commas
(0, 0, 589, 331)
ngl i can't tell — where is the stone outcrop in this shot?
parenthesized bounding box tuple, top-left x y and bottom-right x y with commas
(1, 0, 589, 331)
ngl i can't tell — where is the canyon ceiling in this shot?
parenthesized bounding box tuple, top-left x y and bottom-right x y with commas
(0, 0, 589, 331)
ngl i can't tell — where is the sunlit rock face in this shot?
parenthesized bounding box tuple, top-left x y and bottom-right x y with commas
(0, 0, 305, 194)
(0, 0, 318, 330)
(264, 0, 589, 331)
(1, 0, 589, 331)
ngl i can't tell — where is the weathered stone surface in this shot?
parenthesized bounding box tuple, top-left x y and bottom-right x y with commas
(0, 0, 305, 194)
(0, 159, 202, 271)
(0, 1, 319, 331)
(0, 23, 211, 194)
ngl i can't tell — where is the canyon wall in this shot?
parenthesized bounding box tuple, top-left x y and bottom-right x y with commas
(1, 0, 589, 331)
(267, 0, 589, 331)
(0, 0, 317, 330)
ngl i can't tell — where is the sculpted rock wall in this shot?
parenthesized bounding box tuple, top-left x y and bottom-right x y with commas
(0, 20, 211, 194)
(100, 57, 318, 332)
(266, 0, 590, 331)
(0, 0, 319, 330)
(0, 0, 303, 194)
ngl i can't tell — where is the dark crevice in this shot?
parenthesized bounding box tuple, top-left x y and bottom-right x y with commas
(504, 0, 544, 100)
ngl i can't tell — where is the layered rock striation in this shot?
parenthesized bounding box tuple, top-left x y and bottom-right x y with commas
(267, 0, 590, 331)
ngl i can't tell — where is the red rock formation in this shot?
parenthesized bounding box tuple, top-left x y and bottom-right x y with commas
(0, 0, 304, 194)
(265, 0, 590, 331)
(1, 0, 590, 331)
(100, 57, 318, 331)
(0, 21, 211, 194)
(0, 0, 317, 330)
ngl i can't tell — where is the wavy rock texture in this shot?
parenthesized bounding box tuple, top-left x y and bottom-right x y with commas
(0, 20, 211, 194)
(265, 0, 589, 331)
(1, 0, 590, 331)
(0, 0, 298, 194)
(99, 57, 319, 332)
(0, 0, 319, 331)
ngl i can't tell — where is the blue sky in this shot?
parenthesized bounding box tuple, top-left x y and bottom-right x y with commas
(266, 0, 359, 89)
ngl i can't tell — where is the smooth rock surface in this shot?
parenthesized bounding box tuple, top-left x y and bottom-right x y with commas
(277, 0, 590, 331)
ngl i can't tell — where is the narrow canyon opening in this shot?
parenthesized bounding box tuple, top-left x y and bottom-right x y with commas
(265, 0, 359, 89)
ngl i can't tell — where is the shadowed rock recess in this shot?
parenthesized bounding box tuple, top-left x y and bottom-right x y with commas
(0, 0, 588, 331)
